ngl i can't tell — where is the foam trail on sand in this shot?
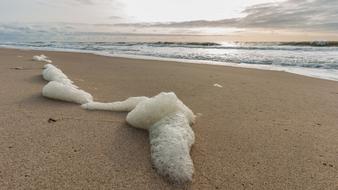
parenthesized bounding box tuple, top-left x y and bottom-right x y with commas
(126, 92, 195, 130)
(42, 81, 93, 104)
(41, 64, 92, 104)
(126, 92, 196, 183)
(81, 96, 149, 111)
(42, 64, 78, 88)
(33, 54, 52, 63)
(149, 112, 195, 184)
(40, 62, 196, 184)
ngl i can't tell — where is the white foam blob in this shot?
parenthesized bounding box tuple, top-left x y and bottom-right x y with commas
(124, 92, 196, 183)
(42, 81, 93, 104)
(43, 63, 55, 69)
(126, 92, 195, 130)
(42, 64, 77, 88)
(81, 96, 149, 111)
(33, 54, 52, 63)
(149, 112, 195, 184)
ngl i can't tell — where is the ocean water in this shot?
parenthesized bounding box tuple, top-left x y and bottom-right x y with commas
(1, 33, 338, 81)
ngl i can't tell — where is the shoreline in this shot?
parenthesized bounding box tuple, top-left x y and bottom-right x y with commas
(1, 48, 338, 189)
(2, 45, 338, 82)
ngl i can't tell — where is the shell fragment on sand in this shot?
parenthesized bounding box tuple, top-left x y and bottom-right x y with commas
(81, 96, 149, 112)
(42, 81, 93, 104)
(33, 54, 52, 63)
(213, 83, 223, 88)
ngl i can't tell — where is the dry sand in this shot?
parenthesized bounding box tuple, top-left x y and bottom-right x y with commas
(0, 48, 338, 189)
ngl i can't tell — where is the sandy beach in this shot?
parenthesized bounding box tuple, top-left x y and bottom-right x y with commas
(1, 48, 338, 189)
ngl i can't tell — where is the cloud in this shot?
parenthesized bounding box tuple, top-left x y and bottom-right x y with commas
(108, 15, 126, 22)
(37, 0, 121, 7)
(32, 0, 126, 24)
(74, 0, 93, 4)
(239, 0, 338, 30)
(71, 0, 113, 5)
(116, 0, 338, 32)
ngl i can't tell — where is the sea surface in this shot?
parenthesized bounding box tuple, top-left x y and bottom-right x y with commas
(1, 33, 338, 81)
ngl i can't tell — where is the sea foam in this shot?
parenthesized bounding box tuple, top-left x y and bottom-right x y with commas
(42, 64, 77, 88)
(42, 81, 93, 104)
(82, 91, 196, 183)
(125, 92, 196, 183)
(149, 112, 195, 184)
(41, 64, 92, 104)
(81, 96, 149, 111)
(33, 54, 52, 63)
(40, 63, 196, 184)
(126, 92, 195, 130)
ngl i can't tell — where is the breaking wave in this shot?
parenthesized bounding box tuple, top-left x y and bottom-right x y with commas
(2, 39, 338, 81)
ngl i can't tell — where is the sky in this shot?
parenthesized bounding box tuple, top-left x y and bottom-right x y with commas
(0, 0, 338, 41)
(0, 0, 279, 23)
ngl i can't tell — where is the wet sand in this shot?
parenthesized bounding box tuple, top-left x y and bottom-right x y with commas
(1, 48, 338, 189)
